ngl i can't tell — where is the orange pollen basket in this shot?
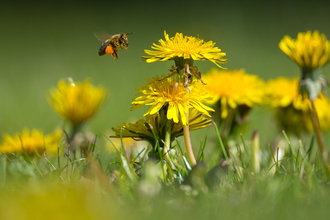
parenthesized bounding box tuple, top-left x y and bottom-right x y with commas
(105, 46, 114, 55)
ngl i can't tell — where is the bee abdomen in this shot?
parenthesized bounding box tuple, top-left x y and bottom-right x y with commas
(98, 40, 110, 56)
(98, 44, 107, 56)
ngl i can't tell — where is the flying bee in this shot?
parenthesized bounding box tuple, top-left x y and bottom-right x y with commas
(94, 31, 134, 60)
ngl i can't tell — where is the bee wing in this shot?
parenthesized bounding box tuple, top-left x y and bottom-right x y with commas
(94, 31, 114, 41)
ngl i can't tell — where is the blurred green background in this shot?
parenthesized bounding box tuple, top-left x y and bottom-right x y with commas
(1, 0, 330, 148)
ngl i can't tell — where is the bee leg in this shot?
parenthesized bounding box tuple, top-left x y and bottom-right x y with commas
(112, 49, 118, 60)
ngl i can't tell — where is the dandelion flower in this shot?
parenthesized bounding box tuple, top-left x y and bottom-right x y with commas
(202, 69, 266, 118)
(0, 128, 62, 155)
(142, 31, 227, 68)
(266, 77, 330, 133)
(279, 31, 330, 70)
(131, 74, 214, 125)
(112, 109, 212, 146)
(265, 77, 309, 110)
(48, 78, 107, 126)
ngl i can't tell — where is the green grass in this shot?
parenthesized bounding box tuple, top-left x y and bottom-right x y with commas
(1, 128, 330, 220)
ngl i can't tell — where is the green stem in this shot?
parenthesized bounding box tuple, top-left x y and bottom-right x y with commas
(183, 124, 196, 166)
(175, 58, 197, 166)
(163, 119, 175, 181)
(71, 123, 83, 141)
(302, 68, 321, 80)
(310, 100, 330, 178)
(183, 87, 197, 166)
(164, 119, 172, 160)
(252, 131, 260, 173)
(70, 123, 84, 160)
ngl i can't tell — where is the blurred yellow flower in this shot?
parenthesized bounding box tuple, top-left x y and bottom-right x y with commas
(112, 109, 212, 146)
(202, 69, 266, 118)
(142, 31, 227, 68)
(0, 128, 62, 155)
(308, 94, 330, 131)
(106, 137, 138, 152)
(48, 78, 107, 125)
(266, 77, 307, 110)
(266, 77, 330, 133)
(279, 31, 330, 70)
(131, 74, 214, 125)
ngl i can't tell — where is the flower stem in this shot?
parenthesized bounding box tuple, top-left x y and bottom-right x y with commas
(164, 119, 172, 160)
(175, 58, 197, 167)
(164, 119, 176, 180)
(71, 123, 82, 141)
(183, 124, 196, 166)
(183, 87, 196, 166)
(310, 100, 330, 177)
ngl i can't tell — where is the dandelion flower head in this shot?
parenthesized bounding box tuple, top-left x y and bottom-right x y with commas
(131, 74, 214, 125)
(48, 78, 107, 125)
(279, 31, 330, 70)
(202, 69, 266, 118)
(142, 31, 227, 68)
(266, 77, 310, 110)
(266, 77, 330, 132)
(0, 128, 62, 155)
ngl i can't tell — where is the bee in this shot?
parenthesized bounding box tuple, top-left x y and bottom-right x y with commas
(94, 31, 134, 60)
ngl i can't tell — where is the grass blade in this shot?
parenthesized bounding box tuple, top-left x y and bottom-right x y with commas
(212, 121, 229, 161)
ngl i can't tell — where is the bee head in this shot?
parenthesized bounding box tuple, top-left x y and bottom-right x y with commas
(120, 33, 129, 45)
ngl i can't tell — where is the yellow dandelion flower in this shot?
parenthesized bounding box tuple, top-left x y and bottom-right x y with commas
(303, 94, 330, 132)
(265, 77, 309, 110)
(279, 31, 330, 70)
(48, 78, 107, 126)
(172, 109, 213, 135)
(0, 128, 62, 155)
(112, 109, 212, 146)
(266, 77, 330, 133)
(142, 31, 227, 68)
(131, 74, 214, 125)
(202, 69, 266, 118)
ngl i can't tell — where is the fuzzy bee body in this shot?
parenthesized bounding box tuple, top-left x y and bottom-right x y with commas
(94, 32, 133, 60)
(98, 39, 112, 56)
